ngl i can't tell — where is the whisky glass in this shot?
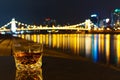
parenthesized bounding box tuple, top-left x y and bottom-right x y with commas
(12, 42, 43, 70)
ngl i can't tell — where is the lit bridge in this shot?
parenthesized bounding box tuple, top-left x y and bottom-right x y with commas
(0, 18, 93, 34)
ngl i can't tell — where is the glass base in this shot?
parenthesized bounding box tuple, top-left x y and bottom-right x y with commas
(16, 68, 43, 80)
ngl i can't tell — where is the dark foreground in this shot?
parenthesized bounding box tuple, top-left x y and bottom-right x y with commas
(43, 48, 120, 80)
(0, 35, 120, 80)
(43, 56, 120, 80)
(0, 56, 120, 80)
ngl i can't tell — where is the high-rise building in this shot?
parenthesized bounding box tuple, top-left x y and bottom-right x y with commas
(90, 14, 99, 27)
(43, 18, 56, 27)
(111, 9, 120, 27)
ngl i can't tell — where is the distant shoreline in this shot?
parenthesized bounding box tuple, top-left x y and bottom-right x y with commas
(18, 30, 120, 34)
(1, 30, 120, 35)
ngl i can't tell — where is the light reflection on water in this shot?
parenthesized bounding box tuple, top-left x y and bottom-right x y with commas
(18, 34, 120, 68)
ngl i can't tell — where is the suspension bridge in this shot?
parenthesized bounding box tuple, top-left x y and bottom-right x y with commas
(0, 18, 94, 34)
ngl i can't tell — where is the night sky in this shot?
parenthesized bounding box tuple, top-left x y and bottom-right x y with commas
(0, 0, 119, 26)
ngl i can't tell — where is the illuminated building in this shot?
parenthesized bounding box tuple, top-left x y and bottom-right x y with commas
(90, 14, 99, 27)
(111, 9, 120, 27)
(43, 18, 56, 27)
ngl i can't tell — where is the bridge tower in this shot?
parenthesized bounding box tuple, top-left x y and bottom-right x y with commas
(11, 18, 17, 33)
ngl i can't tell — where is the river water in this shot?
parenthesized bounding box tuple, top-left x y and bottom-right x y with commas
(17, 33, 120, 68)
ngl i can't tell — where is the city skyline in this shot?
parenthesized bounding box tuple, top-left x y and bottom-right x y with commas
(0, 0, 119, 26)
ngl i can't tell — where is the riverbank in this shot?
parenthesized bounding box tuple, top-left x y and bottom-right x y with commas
(42, 56, 120, 80)
(3, 29, 120, 34)
(43, 48, 120, 80)
(87, 30, 120, 34)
